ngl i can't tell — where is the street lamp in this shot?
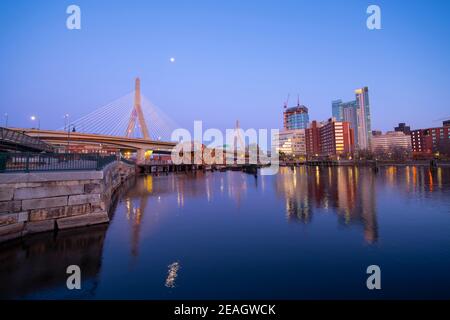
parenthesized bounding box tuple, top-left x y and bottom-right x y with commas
(30, 115, 40, 140)
(67, 124, 77, 152)
(30, 115, 40, 130)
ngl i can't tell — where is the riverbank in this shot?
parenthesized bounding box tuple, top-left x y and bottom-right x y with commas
(0, 161, 135, 243)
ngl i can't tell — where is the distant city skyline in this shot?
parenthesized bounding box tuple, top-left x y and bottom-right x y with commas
(1, 0, 450, 133)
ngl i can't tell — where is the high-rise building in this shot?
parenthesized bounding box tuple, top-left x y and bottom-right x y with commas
(306, 118, 354, 159)
(333, 87, 371, 150)
(354, 87, 371, 150)
(371, 131, 411, 152)
(319, 118, 354, 159)
(341, 100, 358, 144)
(394, 123, 411, 135)
(332, 99, 343, 121)
(283, 103, 309, 130)
(305, 120, 321, 157)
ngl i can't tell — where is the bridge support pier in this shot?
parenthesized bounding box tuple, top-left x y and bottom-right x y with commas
(137, 149, 146, 164)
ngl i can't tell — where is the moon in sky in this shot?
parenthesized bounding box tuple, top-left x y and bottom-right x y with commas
(170, 57, 175, 63)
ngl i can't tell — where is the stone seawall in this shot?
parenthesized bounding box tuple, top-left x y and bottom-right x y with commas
(0, 161, 135, 243)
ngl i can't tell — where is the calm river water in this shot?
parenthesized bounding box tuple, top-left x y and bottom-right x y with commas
(1, 166, 450, 299)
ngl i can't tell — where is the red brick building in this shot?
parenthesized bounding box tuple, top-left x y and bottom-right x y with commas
(305, 120, 321, 157)
(306, 118, 354, 160)
(411, 122, 450, 159)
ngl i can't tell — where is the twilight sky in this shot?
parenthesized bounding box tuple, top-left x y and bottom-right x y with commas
(1, 0, 449, 133)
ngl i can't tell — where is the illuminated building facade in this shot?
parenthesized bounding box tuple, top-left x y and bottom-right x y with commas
(306, 118, 354, 159)
(319, 118, 354, 159)
(305, 120, 321, 157)
(371, 131, 411, 152)
(411, 122, 450, 158)
(275, 129, 306, 158)
(332, 87, 371, 150)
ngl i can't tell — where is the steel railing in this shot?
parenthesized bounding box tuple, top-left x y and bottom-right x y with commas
(0, 152, 118, 173)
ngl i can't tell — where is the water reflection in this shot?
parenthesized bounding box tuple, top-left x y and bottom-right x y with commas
(274, 167, 377, 243)
(0, 224, 107, 299)
(275, 166, 450, 244)
(1, 166, 449, 299)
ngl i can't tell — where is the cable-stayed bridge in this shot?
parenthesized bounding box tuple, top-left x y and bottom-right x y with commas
(66, 78, 178, 141)
(14, 78, 178, 162)
(9, 78, 254, 165)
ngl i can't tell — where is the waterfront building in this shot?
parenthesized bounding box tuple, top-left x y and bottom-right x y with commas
(305, 120, 321, 157)
(354, 87, 371, 150)
(319, 118, 354, 159)
(372, 130, 382, 136)
(332, 87, 371, 150)
(332, 99, 343, 121)
(411, 122, 450, 159)
(283, 103, 309, 130)
(275, 129, 306, 158)
(371, 131, 411, 152)
(306, 118, 354, 159)
(394, 123, 411, 135)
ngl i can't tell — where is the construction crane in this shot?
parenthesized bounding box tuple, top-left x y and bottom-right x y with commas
(283, 94, 290, 109)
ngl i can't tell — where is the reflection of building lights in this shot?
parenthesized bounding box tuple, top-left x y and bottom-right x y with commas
(428, 170, 433, 192)
(437, 168, 442, 188)
(165, 262, 180, 288)
(405, 166, 410, 187)
(126, 198, 132, 220)
(144, 175, 153, 193)
(177, 192, 184, 208)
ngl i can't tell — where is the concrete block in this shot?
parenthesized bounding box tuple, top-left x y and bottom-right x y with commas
(67, 203, 91, 216)
(24, 220, 55, 234)
(14, 185, 84, 200)
(0, 188, 14, 201)
(18, 211, 28, 222)
(68, 194, 101, 206)
(0, 200, 21, 213)
(22, 196, 68, 211)
(0, 222, 24, 236)
(91, 201, 107, 212)
(57, 212, 109, 230)
(0, 213, 18, 226)
(84, 183, 103, 194)
(0, 171, 104, 184)
(29, 206, 68, 221)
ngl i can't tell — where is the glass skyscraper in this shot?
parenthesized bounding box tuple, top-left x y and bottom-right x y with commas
(283, 105, 309, 130)
(332, 99, 343, 121)
(355, 87, 371, 150)
(332, 87, 371, 150)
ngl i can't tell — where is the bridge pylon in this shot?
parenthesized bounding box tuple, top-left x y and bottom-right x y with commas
(126, 77, 150, 139)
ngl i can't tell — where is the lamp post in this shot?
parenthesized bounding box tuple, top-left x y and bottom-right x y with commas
(67, 124, 76, 153)
(64, 114, 69, 131)
(30, 115, 40, 140)
(30, 115, 40, 129)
